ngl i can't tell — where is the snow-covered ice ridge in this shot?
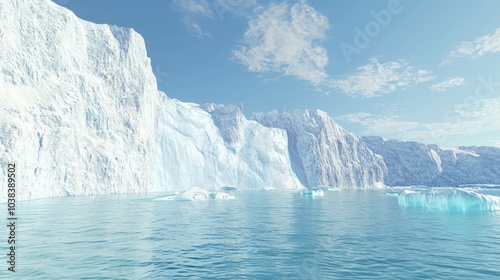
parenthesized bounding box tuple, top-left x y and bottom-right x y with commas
(253, 110, 387, 189)
(363, 136, 500, 187)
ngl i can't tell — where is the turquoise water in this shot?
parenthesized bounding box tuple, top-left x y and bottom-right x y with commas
(4, 189, 500, 279)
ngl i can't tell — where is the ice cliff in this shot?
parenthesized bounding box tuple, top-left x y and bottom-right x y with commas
(253, 110, 387, 188)
(0, 0, 161, 200)
(363, 136, 500, 186)
(154, 101, 303, 191)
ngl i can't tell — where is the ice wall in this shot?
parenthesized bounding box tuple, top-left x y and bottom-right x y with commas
(253, 110, 387, 188)
(363, 136, 500, 186)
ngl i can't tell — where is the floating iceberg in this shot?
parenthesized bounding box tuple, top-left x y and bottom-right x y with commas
(155, 187, 235, 201)
(301, 189, 325, 197)
(398, 188, 500, 212)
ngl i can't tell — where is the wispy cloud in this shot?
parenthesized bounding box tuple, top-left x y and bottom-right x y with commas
(338, 112, 420, 134)
(171, 0, 258, 38)
(171, 0, 215, 18)
(429, 77, 465, 92)
(329, 58, 435, 98)
(488, 139, 500, 148)
(339, 97, 500, 144)
(431, 97, 500, 135)
(171, 0, 214, 38)
(445, 28, 500, 63)
(211, 0, 259, 18)
(173, 1, 449, 99)
(232, 0, 330, 85)
(182, 18, 211, 38)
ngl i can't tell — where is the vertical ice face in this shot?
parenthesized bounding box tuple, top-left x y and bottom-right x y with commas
(154, 102, 303, 191)
(362, 137, 500, 186)
(0, 0, 161, 200)
(361, 137, 443, 186)
(200, 103, 246, 151)
(252, 110, 387, 188)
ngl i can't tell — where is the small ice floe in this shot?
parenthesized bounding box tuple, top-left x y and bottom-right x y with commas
(383, 193, 399, 198)
(154, 187, 235, 201)
(301, 189, 325, 197)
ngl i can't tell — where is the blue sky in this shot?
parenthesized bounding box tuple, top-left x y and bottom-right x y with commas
(55, 0, 500, 148)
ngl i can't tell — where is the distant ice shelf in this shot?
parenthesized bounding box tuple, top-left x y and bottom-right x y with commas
(363, 136, 500, 187)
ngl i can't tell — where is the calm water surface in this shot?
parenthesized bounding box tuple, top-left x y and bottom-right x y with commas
(4, 189, 500, 279)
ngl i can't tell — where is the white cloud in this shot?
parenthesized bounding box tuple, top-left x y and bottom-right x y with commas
(338, 112, 420, 134)
(488, 140, 500, 147)
(445, 28, 500, 62)
(232, 0, 330, 85)
(182, 18, 211, 38)
(329, 58, 435, 98)
(211, 0, 259, 18)
(171, 0, 259, 38)
(429, 77, 466, 92)
(171, 0, 214, 38)
(171, 0, 215, 18)
(434, 97, 500, 135)
(339, 97, 500, 145)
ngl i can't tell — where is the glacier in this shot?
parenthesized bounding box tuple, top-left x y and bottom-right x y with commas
(253, 110, 387, 188)
(4, 0, 497, 202)
(154, 100, 303, 192)
(1, 0, 387, 202)
(363, 137, 500, 187)
(0, 0, 306, 201)
(398, 188, 500, 212)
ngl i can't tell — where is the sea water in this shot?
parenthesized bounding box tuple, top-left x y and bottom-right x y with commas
(3, 189, 500, 279)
